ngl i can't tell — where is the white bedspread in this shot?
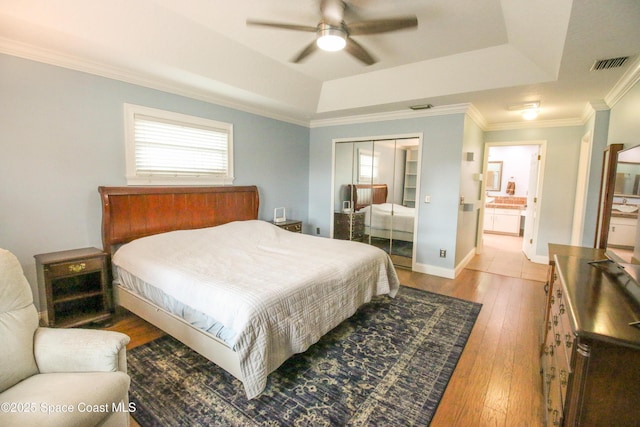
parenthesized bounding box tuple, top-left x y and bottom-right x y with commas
(112, 220, 399, 399)
(362, 203, 415, 233)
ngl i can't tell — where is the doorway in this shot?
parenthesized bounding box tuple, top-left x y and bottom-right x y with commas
(332, 136, 420, 269)
(478, 141, 546, 262)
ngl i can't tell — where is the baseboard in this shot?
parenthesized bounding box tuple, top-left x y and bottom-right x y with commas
(454, 247, 477, 277)
(413, 262, 455, 279)
(530, 253, 550, 264)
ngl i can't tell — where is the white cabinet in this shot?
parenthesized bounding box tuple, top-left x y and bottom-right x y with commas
(609, 216, 637, 248)
(484, 207, 521, 235)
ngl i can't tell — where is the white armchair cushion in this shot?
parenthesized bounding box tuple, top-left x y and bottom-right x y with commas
(0, 371, 130, 427)
(0, 249, 39, 392)
(0, 305, 39, 393)
(34, 328, 130, 374)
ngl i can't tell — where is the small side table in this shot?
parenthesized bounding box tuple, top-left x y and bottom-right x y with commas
(272, 220, 302, 233)
(334, 211, 365, 241)
(34, 247, 112, 327)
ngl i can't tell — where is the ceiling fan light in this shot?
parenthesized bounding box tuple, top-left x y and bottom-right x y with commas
(316, 26, 346, 51)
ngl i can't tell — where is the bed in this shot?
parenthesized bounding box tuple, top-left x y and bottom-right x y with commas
(348, 184, 416, 242)
(98, 185, 399, 399)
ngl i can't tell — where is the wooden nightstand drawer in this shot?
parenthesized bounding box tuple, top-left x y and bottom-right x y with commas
(272, 220, 302, 233)
(46, 257, 105, 277)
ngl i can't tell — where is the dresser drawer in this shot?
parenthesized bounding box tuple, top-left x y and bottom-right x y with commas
(46, 256, 105, 277)
(553, 287, 574, 369)
(281, 222, 302, 232)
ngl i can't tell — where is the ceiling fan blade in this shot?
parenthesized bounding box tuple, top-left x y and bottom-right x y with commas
(347, 16, 418, 35)
(345, 37, 376, 65)
(246, 20, 317, 32)
(291, 40, 319, 63)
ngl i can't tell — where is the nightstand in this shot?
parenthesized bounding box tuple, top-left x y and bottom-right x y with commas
(35, 247, 112, 327)
(272, 219, 302, 233)
(334, 211, 365, 241)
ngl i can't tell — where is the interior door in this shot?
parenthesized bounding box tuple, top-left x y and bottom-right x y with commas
(522, 151, 540, 259)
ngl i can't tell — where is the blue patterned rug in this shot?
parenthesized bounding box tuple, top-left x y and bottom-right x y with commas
(127, 286, 481, 426)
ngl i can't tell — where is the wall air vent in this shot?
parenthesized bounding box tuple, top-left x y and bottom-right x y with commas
(591, 56, 629, 71)
(409, 103, 433, 110)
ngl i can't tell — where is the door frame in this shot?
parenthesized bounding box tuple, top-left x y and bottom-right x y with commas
(571, 131, 593, 245)
(477, 140, 547, 262)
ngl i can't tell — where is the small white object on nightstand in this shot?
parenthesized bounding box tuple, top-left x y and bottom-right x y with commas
(274, 207, 286, 223)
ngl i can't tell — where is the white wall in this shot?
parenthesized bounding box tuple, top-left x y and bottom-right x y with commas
(487, 145, 539, 197)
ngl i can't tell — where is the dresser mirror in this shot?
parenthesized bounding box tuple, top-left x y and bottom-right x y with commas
(596, 144, 640, 264)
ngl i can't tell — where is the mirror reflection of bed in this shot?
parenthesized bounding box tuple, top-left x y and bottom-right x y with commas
(349, 184, 414, 268)
(333, 137, 419, 269)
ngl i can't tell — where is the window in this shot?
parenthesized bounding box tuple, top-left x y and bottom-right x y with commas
(358, 149, 379, 183)
(124, 104, 233, 185)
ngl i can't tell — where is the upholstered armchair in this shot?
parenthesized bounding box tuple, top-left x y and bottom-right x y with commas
(0, 248, 131, 427)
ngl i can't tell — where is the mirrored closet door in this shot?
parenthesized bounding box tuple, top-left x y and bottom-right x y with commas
(333, 137, 419, 268)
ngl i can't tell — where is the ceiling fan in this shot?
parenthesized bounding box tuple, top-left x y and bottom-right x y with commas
(247, 0, 418, 65)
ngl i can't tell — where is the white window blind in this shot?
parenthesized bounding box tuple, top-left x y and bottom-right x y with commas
(124, 104, 233, 185)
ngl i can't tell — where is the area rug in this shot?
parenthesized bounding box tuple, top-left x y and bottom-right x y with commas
(127, 286, 481, 426)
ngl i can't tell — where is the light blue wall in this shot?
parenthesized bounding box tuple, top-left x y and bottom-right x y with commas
(309, 114, 466, 272)
(0, 54, 309, 309)
(484, 126, 584, 258)
(581, 109, 610, 246)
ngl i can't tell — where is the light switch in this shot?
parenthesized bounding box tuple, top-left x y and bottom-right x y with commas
(425, 195, 431, 203)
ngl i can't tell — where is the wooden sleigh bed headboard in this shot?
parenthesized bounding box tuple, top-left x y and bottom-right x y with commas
(347, 184, 388, 211)
(98, 186, 259, 255)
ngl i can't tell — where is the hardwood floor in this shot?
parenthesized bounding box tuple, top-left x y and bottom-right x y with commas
(397, 268, 546, 426)
(106, 266, 547, 427)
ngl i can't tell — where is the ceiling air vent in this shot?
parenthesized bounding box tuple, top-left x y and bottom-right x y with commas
(591, 56, 629, 71)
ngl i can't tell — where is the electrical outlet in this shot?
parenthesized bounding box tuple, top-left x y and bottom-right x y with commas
(440, 249, 446, 258)
(316, 227, 320, 235)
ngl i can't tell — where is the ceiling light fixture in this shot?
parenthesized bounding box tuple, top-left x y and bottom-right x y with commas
(521, 108, 540, 120)
(508, 101, 541, 121)
(316, 24, 346, 51)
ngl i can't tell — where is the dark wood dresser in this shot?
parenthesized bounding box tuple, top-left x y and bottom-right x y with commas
(542, 245, 640, 426)
(333, 211, 365, 241)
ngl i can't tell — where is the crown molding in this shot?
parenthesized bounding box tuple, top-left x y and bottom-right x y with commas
(0, 38, 310, 128)
(485, 117, 585, 132)
(464, 103, 488, 130)
(309, 103, 474, 128)
(605, 55, 640, 108)
(580, 100, 611, 123)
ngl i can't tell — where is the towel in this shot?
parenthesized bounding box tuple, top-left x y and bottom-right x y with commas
(506, 181, 516, 195)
